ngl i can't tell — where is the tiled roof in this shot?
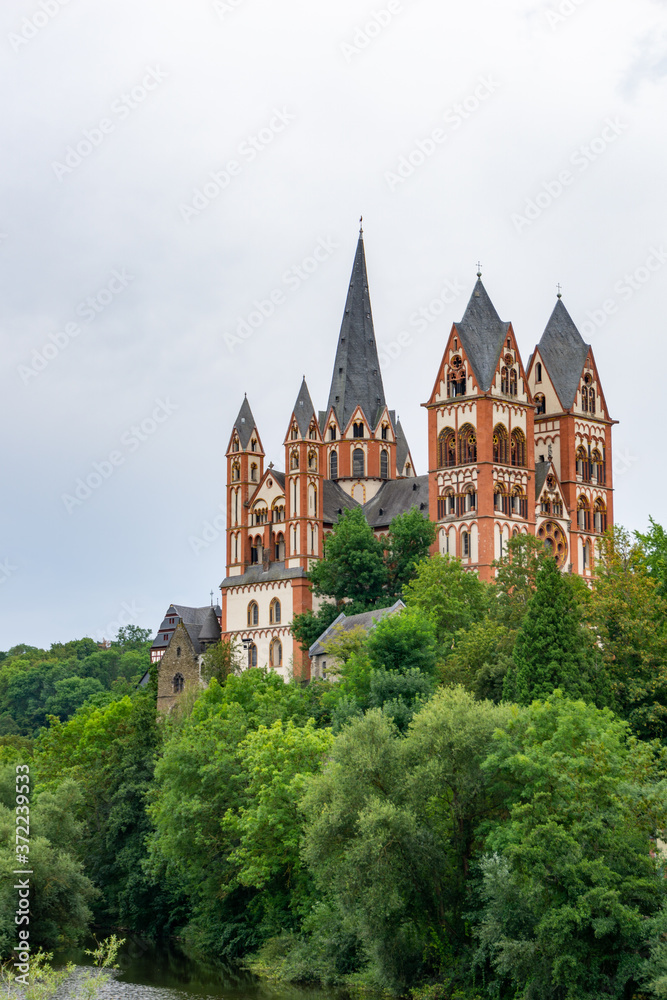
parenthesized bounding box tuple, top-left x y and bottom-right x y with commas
(221, 565, 308, 589)
(325, 234, 387, 430)
(309, 599, 406, 656)
(322, 479, 360, 524)
(537, 299, 589, 410)
(199, 607, 222, 643)
(362, 475, 430, 529)
(233, 396, 257, 449)
(454, 279, 510, 392)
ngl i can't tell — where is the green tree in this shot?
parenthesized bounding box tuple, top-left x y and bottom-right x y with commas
(113, 625, 153, 651)
(636, 516, 667, 598)
(291, 602, 340, 658)
(490, 532, 546, 629)
(508, 555, 603, 705)
(588, 526, 667, 740)
(442, 619, 514, 702)
(309, 507, 387, 608)
(403, 554, 489, 647)
(385, 508, 437, 599)
(201, 638, 243, 685)
(475, 691, 667, 1000)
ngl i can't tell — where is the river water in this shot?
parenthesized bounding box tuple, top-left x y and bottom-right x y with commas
(53, 938, 348, 1000)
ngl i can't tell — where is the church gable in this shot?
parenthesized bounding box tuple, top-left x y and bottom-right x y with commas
(487, 323, 530, 402)
(572, 348, 609, 421)
(426, 325, 480, 406)
(527, 348, 561, 415)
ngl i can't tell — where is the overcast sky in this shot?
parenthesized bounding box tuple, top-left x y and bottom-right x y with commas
(1, 0, 664, 650)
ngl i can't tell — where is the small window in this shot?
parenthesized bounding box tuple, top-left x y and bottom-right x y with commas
(462, 531, 470, 557)
(353, 422, 365, 439)
(329, 426, 337, 441)
(270, 638, 282, 668)
(172, 673, 184, 694)
(536, 362, 542, 383)
(381, 425, 388, 441)
(248, 643, 258, 668)
(380, 449, 388, 480)
(270, 598, 281, 625)
(247, 601, 259, 627)
(330, 451, 338, 479)
(353, 448, 365, 477)
(176, 646, 181, 657)
(250, 463, 258, 481)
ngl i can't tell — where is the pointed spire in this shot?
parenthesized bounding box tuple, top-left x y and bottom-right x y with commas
(454, 278, 510, 392)
(233, 396, 257, 449)
(538, 298, 589, 410)
(292, 377, 316, 438)
(326, 232, 387, 430)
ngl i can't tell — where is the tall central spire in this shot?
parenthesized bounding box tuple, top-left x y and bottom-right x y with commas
(326, 232, 387, 430)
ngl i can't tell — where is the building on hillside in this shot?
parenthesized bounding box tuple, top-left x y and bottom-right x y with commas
(309, 599, 406, 680)
(154, 608, 221, 713)
(150, 602, 222, 663)
(219, 230, 616, 682)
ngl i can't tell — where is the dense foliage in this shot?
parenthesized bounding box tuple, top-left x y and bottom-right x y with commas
(3, 524, 667, 999)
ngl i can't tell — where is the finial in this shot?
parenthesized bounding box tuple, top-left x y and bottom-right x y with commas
(210, 589, 214, 607)
(476, 261, 482, 278)
(557, 283, 562, 299)
(359, 215, 363, 235)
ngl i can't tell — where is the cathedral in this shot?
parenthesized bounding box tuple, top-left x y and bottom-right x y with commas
(219, 230, 615, 681)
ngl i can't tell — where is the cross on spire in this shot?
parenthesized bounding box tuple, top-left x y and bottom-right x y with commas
(359, 215, 363, 235)
(210, 590, 214, 606)
(476, 261, 483, 278)
(556, 283, 562, 299)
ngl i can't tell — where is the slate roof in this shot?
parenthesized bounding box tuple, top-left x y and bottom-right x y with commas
(394, 416, 410, 472)
(233, 396, 257, 449)
(221, 565, 308, 589)
(183, 622, 205, 654)
(151, 604, 222, 650)
(322, 479, 360, 524)
(534, 460, 550, 498)
(326, 234, 387, 430)
(309, 599, 406, 657)
(362, 475, 430, 529)
(199, 607, 222, 643)
(270, 470, 285, 489)
(454, 279, 510, 392)
(537, 299, 589, 410)
(292, 378, 317, 438)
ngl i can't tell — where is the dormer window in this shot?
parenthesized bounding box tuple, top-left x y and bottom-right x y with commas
(536, 362, 542, 383)
(251, 440, 257, 452)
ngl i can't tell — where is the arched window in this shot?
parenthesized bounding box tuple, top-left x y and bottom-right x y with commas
(536, 362, 542, 383)
(381, 424, 389, 441)
(231, 461, 240, 482)
(270, 598, 281, 624)
(353, 422, 365, 438)
(493, 424, 509, 464)
(176, 646, 181, 657)
(577, 495, 591, 531)
(270, 639, 282, 668)
(591, 448, 605, 484)
(583, 539, 592, 570)
(540, 493, 551, 514)
(447, 367, 467, 398)
(247, 601, 259, 627)
(247, 643, 258, 668)
(380, 449, 388, 479)
(329, 426, 337, 441)
(501, 366, 509, 393)
(272, 502, 285, 522)
(438, 428, 456, 468)
(461, 531, 471, 557)
(535, 393, 546, 415)
(594, 498, 607, 533)
(250, 463, 258, 482)
(290, 451, 299, 470)
(309, 427, 317, 440)
(172, 673, 184, 694)
(308, 484, 317, 514)
(509, 369, 518, 396)
(511, 429, 526, 467)
(274, 533, 285, 561)
(511, 486, 527, 518)
(576, 446, 590, 482)
(232, 438, 240, 452)
(464, 485, 477, 512)
(330, 451, 338, 479)
(458, 424, 477, 465)
(308, 450, 317, 471)
(353, 448, 365, 477)
(494, 484, 508, 515)
(290, 425, 298, 440)
(581, 385, 589, 412)
(589, 389, 596, 414)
